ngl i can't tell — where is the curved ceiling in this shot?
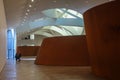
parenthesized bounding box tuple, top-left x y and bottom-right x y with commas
(4, 0, 115, 46)
(4, 0, 114, 46)
(16, 8, 85, 40)
(4, 0, 114, 28)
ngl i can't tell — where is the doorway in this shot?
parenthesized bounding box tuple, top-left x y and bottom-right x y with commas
(7, 29, 16, 59)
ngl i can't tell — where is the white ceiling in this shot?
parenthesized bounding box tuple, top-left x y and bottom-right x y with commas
(3, 0, 113, 28)
(3, 0, 115, 46)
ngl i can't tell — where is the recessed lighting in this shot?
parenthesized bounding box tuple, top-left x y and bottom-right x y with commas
(53, 0, 56, 3)
(31, 0, 34, 2)
(29, 4, 32, 7)
(26, 13, 28, 15)
(27, 9, 30, 12)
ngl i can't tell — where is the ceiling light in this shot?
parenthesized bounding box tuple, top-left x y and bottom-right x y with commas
(27, 9, 30, 12)
(26, 13, 28, 15)
(31, 0, 34, 2)
(29, 4, 32, 7)
(53, 0, 56, 3)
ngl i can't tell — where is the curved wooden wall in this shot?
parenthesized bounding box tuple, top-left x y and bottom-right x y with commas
(84, 1, 120, 79)
(35, 35, 90, 66)
(17, 46, 40, 56)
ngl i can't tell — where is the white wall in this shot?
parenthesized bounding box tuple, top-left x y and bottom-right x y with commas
(0, 0, 7, 72)
(17, 35, 46, 46)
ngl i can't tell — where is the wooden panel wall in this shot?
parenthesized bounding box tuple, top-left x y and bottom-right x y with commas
(17, 46, 40, 56)
(35, 35, 90, 66)
(83, 1, 120, 80)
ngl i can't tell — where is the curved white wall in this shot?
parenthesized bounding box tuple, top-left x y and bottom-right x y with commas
(0, 0, 7, 72)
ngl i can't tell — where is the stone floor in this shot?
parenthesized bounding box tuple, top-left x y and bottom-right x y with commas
(0, 57, 105, 80)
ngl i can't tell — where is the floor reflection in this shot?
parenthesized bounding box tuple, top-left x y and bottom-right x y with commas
(0, 57, 105, 80)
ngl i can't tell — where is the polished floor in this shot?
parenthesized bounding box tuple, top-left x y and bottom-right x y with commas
(0, 57, 105, 80)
